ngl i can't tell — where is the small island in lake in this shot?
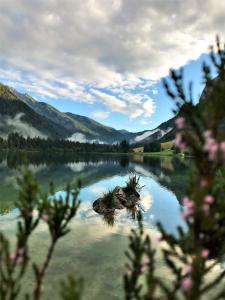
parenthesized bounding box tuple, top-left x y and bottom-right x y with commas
(93, 175, 142, 214)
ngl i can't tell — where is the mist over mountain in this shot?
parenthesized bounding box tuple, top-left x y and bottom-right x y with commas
(0, 83, 175, 144)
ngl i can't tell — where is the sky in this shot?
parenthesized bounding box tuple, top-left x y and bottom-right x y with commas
(0, 0, 224, 132)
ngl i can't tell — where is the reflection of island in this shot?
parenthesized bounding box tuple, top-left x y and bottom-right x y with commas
(101, 206, 141, 227)
(0, 151, 190, 213)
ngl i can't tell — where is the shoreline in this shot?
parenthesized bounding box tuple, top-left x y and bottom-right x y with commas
(0, 148, 186, 158)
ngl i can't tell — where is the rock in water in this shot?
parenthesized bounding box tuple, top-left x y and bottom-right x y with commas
(92, 198, 115, 214)
(92, 186, 141, 215)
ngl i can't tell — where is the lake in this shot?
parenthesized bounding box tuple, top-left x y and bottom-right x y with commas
(0, 151, 193, 299)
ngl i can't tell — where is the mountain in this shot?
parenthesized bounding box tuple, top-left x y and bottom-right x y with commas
(0, 84, 68, 139)
(0, 82, 176, 144)
(17, 95, 126, 143)
(130, 117, 176, 145)
(65, 113, 125, 143)
(0, 84, 126, 143)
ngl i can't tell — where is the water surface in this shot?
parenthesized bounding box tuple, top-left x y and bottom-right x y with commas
(0, 152, 192, 299)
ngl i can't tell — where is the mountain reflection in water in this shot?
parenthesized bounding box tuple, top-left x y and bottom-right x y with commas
(0, 151, 190, 217)
(0, 151, 193, 300)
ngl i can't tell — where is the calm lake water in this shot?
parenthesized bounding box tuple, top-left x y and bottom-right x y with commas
(0, 152, 198, 299)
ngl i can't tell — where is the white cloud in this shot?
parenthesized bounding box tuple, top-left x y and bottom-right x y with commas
(90, 89, 126, 110)
(93, 111, 110, 119)
(0, 0, 224, 120)
(67, 132, 105, 144)
(140, 119, 148, 126)
(67, 133, 89, 143)
(143, 99, 155, 117)
(0, 113, 47, 138)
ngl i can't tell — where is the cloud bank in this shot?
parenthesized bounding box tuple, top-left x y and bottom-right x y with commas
(67, 132, 104, 144)
(0, 0, 224, 121)
(0, 113, 47, 138)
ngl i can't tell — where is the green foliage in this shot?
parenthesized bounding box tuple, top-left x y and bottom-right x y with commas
(144, 142, 161, 153)
(123, 36, 225, 300)
(0, 167, 81, 300)
(124, 212, 159, 300)
(120, 140, 130, 153)
(0, 132, 131, 153)
(60, 276, 83, 300)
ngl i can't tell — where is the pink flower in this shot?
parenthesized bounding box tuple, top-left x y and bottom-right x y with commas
(201, 249, 209, 259)
(181, 210, 194, 220)
(182, 265, 192, 275)
(208, 143, 219, 160)
(186, 201, 195, 209)
(204, 195, 214, 205)
(175, 117, 185, 129)
(182, 197, 195, 220)
(203, 133, 219, 161)
(203, 138, 214, 151)
(41, 214, 49, 222)
(175, 133, 187, 150)
(181, 278, 193, 291)
(182, 197, 190, 206)
(182, 197, 195, 208)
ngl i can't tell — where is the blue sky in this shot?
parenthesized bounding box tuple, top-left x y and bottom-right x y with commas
(0, 0, 224, 132)
(30, 53, 211, 131)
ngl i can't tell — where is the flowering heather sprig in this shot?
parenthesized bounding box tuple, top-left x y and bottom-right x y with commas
(203, 132, 219, 160)
(204, 195, 214, 205)
(202, 131, 225, 162)
(181, 277, 193, 291)
(124, 37, 225, 300)
(200, 195, 214, 216)
(181, 197, 195, 220)
(182, 264, 192, 276)
(201, 249, 210, 259)
(0, 168, 81, 300)
(203, 135, 225, 162)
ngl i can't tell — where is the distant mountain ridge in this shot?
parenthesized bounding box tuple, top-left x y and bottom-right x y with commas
(0, 83, 175, 144)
